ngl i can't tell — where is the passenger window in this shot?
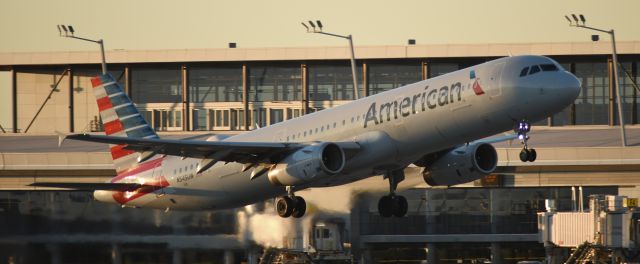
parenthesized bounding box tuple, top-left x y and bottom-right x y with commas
(333, 122, 336, 128)
(321, 127, 324, 132)
(520, 67, 529, 77)
(540, 64, 559, 71)
(304, 131, 307, 136)
(529, 65, 541, 75)
(342, 120, 346, 125)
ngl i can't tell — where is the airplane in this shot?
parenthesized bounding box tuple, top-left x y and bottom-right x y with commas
(31, 55, 581, 218)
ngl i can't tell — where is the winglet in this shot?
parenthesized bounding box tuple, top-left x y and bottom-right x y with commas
(55, 131, 68, 147)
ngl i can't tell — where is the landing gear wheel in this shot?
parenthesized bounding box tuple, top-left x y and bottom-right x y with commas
(527, 148, 537, 162)
(291, 196, 306, 218)
(519, 149, 530, 162)
(392, 195, 408, 218)
(378, 195, 393, 217)
(516, 119, 537, 163)
(276, 196, 294, 218)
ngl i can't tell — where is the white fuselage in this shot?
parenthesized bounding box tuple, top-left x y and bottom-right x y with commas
(94, 55, 580, 210)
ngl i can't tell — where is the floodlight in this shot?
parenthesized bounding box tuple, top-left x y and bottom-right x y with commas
(579, 14, 585, 24)
(571, 14, 579, 23)
(316, 20, 323, 30)
(61, 25, 68, 33)
(301, 22, 309, 30)
(565, 15, 572, 23)
(57, 25, 62, 35)
(308, 20, 316, 29)
(68, 25, 75, 35)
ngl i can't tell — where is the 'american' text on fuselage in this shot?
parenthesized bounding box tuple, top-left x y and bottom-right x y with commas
(364, 82, 463, 128)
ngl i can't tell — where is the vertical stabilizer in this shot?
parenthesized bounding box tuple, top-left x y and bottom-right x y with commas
(91, 74, 158, 173)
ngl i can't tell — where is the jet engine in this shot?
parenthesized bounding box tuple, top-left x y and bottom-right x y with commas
(267, 142, 345, 186)
(421, 143, 498, 186)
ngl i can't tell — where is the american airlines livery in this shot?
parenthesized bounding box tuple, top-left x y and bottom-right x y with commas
(32, 55, 580, 218)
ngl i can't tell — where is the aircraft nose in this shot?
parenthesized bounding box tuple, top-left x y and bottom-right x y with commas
(559, 71, 581, 103)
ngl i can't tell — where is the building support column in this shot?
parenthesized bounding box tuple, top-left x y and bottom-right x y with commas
(301, 63, 308, 115)
(172, 249, 182, 264)
(68, 67, 74, 132)
(361, 62, 368, 98)
(242, 64, 249, 131)
(608, 57, 615, 126)
(224, 250, 235, 264)
(422, 61, 429, 80)
(491, 242, 502, 264)
(111, 243, 122, 264)
(181, 65, 189, 131)
(426, 243, 437, 264)
(570, 63, 577, 125)
(124, 66, 131, 98)
(11, 68, 17, 133)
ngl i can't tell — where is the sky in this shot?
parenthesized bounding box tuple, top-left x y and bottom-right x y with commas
(0, 0, 639, 53)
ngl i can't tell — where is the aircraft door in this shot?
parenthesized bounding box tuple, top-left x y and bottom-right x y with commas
(486, 62, 505, 98)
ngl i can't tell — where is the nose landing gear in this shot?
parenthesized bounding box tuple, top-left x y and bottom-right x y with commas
(515, 120, 537, 162)
(275, 186, 306, 218)
(377, 169, 408, 218)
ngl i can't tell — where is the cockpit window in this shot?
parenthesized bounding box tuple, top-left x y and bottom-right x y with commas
(520, 67, 529, 77)
(540, 64, 559, 71)
(529, 65, 541, 75)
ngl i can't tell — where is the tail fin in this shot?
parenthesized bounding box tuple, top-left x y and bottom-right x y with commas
(91, 74, 158, 173)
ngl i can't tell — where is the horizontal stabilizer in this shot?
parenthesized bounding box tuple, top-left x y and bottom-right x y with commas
(29, 182, 144, 191)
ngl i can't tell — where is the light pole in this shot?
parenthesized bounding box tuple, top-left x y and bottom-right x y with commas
(58, 25, 107, 75)
(302, 20, 359, 100)
(565, 14, 626, 147)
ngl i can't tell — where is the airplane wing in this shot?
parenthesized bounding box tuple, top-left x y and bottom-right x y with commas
(64, 134, 361, 164)
(474, 133, 518, 145)
(29, 182, 145, 191)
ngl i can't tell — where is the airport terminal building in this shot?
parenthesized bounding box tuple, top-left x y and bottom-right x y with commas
(1, 42, 640, 263)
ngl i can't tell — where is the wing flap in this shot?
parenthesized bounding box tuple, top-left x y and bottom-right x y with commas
(66, 133, 295, 162)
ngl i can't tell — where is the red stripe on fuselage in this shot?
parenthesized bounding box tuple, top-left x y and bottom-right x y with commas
(112, 176, 170, 204)
(110, 144, 136, 160)
(111, 157, 164, 182)
(110, 157, 169, 205)
(104, 119, 124, 135)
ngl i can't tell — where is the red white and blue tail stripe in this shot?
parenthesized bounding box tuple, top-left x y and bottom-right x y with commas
(91, 74, 158, 173)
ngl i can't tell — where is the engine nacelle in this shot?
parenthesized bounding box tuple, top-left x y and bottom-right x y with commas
(422, 143, 498, 186)
(267, 142, 345, 186)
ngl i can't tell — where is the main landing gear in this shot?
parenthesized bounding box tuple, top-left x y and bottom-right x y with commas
(378, 170, 408, 218)
(275, 186, 306, 218)
(515, 119, 537, 162)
